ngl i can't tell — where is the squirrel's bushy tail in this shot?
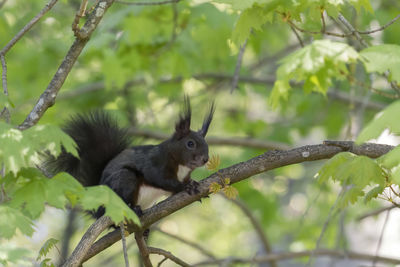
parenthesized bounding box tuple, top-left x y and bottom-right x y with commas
(45, 111, 131, 186)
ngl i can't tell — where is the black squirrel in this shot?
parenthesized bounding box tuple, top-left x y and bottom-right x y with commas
(45, 97, 214, 217)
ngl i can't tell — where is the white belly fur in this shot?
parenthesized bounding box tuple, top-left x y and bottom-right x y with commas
(177, 165, 191, 182)
(137, 184, 172, 209)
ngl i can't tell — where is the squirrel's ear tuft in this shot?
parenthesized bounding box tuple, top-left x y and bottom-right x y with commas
(174, 95, 191, 139)
(199, 101, 215, 137)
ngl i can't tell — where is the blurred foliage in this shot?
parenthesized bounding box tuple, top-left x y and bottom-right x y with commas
(1, 0, 400, 266)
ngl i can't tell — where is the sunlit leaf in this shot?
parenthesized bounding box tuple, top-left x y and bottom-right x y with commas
(206, 154, 221, 171)
(223, 185, 239, 199)
(209, 182, 222, 194)
(0, 205, 34, 238)
(37, 238, 58, 261)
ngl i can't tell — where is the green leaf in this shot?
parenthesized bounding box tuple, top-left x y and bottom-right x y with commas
(391, 167, 400, 185)
(316, 153, 385, 207)
(360, 44, 400, 81)
(0, 245, 32, 265)
(81, 185, 140, 225)
(364, 185, 385, 203)
(223, 185, 239, 199)
(0, 205, 35, 238)
(338, 186, 364, 208)
(270, 40, 358, 106)
(377, 146, 400, 169)
(316, 152, 354, 184)
(357, 101, 400, 143)
(10, 177, 48, 219)
(39, 258, 55, 267)
(209, 182, 222, 194)
(37, 238, 58, 261)
(232, 5, 272, 45)
(0, 122, 30, 175)
(212, 0, 264, 10)
(349, 0, 374, 13)
(46, 172, 84, 208)
(24, 124, 78, 158)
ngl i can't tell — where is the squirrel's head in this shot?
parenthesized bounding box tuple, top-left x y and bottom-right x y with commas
(169, 96, 215, 169)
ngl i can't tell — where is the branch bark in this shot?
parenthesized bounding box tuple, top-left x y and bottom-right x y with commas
(62, 216, 113, 267)
(80, 141, 393, 263)
(148, 247, 190, 267)
(18, 0, 116, 130)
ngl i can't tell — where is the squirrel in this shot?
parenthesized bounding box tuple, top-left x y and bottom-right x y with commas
(45, 97, 214, 217)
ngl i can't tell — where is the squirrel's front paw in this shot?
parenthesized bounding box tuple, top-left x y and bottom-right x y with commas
(184, 179, 200, 195)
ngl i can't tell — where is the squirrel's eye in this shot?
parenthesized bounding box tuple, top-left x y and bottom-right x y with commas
(186, 140, 195, 149)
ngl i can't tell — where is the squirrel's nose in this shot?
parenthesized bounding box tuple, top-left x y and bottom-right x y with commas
(202, 155, 209, 164)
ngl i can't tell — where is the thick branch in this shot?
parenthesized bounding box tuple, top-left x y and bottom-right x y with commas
(82, 141, 393, 263)
(62, 216, 113, 267)
(192, 248, 400, 266)
(18, 0, 116, 130)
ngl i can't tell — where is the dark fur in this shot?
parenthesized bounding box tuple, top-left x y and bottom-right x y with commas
(45, 99, 214, 217)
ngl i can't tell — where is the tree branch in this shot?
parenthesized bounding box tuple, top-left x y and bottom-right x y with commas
(119, 222, 130, 267)
(148, 247, 190, 267)
(192, 248, 400, 266)
(357, 205, 397, 221)
(62, 216, 113, 267)
(81, 141, 393, 263)
(135, 231, 153, 267)
(18, 0, 116, 130)
(226, 196, 277, 267)
(231, 37, 248, 93)
(0, 0, 59, 56)
(154, 227, 216, 259)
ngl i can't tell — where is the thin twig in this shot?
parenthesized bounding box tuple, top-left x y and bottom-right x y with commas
(290, 25, 304, 47)
(120, 222, 130, 267)
(135, 231, 153, 267)
(148, 247, 190, 267)
(337, 13, 368, 47)
(226, 196, 277, 267)
(18, 0, 116, 130)
(1, 54, 7, 96)
(307, 188, 343, 266)
(357, 205, 397, 221)
(286, 19, 352, 38)
(358, 14, 400, 34)
(157, 257, 168, 267)
(0, 0, 59, 55)
(231, 37, 248, 93)
(116, 0, 182, 5)
(72, 0, 89, 38)
(59, 209, 78, 265)
(321, 10, 326, 33)
(154, 228, 216, 259)
(373, 209, 391, 267)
